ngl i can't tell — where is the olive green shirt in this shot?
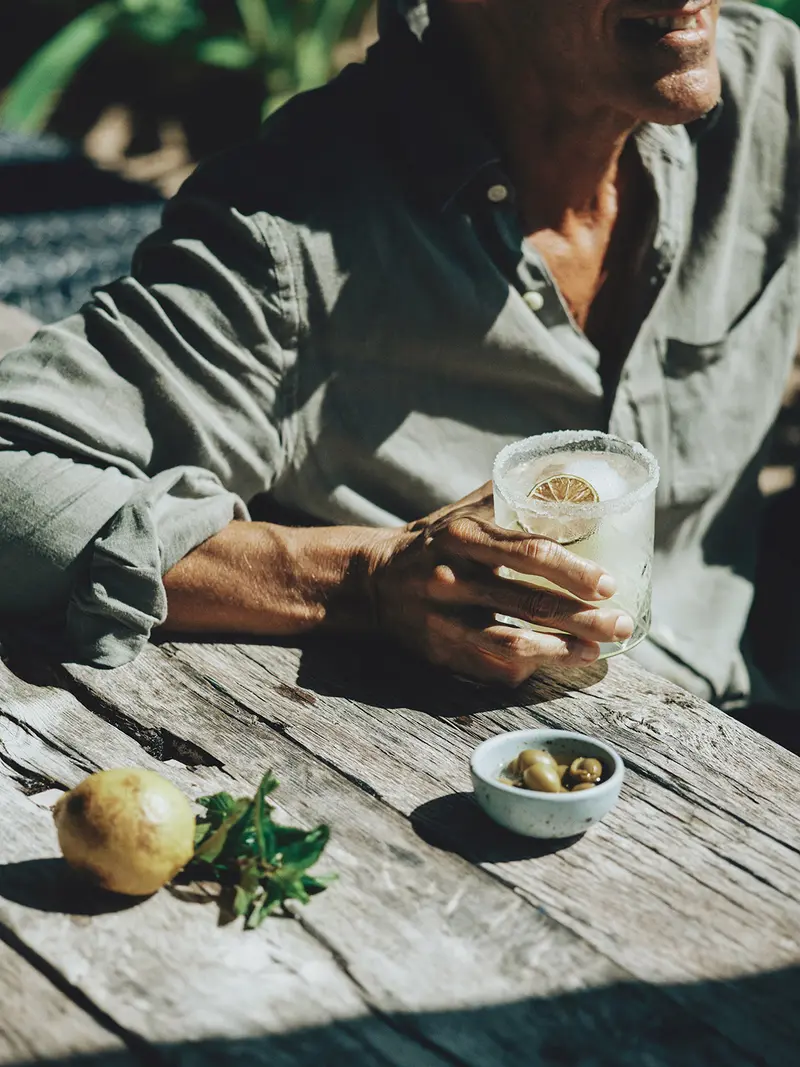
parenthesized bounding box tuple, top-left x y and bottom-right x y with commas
(1, 3, 799, 707)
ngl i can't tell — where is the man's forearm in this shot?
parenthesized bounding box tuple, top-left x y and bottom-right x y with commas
(161, 520, 400, 636)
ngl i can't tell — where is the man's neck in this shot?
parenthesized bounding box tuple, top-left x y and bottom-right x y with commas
(491, 96, 636, 233)
(434, 11, 638, 233)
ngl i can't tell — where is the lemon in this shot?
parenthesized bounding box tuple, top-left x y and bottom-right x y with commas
(528, 474, 599, 506)
(524, 474, 599, 545)
(53, 768, 195, 896)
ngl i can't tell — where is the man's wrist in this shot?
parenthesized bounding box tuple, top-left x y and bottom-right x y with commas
(162, 519, 408, 637)
(280, 523, 406, 635)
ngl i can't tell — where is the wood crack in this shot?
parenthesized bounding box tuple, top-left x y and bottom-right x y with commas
(531, 702, 800, 859)
(705, 846, 797, 899)
(0, 709, 95, 777)
(633, 792, 799, 901)
(290, 910, 472, 1067)
(169, 646, 386, 799)
(0, 750, 67, 795)
(0, 922, 157, 1064)
(57, 669, 224, 770)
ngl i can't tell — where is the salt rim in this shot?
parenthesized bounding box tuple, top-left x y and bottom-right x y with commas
(493, 430, 660, 519)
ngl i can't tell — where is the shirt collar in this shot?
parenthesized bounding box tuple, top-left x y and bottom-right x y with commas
(687, 100, 723, 141)
(372, 5, 719, 213)
(369, 14, 502, 213)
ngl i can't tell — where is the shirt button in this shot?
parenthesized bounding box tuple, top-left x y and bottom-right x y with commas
(523, 290, 544, 312)
(487, 183, 509, 203)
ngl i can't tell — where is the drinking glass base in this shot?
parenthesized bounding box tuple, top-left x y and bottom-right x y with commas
(497, 611, 650, 662)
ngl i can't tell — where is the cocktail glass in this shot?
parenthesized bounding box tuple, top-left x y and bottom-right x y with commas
(492, 430, 660, 659)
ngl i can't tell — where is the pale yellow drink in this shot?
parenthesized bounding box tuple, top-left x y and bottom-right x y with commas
(493, 431, 660, 658)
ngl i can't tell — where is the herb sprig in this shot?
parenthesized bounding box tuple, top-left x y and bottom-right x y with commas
(185, 772, 335, 928)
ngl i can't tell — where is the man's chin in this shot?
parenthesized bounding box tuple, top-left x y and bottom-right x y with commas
(630, 66, 722, 127)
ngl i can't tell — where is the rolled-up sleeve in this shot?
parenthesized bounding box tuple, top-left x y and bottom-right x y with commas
(0, 186, 298, 667)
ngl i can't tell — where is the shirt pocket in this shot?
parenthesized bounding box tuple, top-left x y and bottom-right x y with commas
(662, 259, 798, 507)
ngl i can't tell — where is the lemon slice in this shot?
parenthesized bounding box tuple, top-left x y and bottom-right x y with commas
(528, 474, 599, 506)
(521, 474, 599, 545)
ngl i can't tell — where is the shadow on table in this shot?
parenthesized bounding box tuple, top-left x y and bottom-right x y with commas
(2, 624, 608, 721)
(4, 964, 799, 1066)
(409, 790, 583, 862)
(290, 635, 609, 717)
(154, 631, 609, 717)
(0, 858, 143, 916)
(405, 709, 800, 864)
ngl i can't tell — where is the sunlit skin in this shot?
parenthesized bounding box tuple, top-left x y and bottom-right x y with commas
(439, 0, 722, 331)
(162, 3, 724, 687)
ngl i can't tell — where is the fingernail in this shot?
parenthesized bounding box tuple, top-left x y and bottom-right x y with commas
(595, 574, 617, 598)
(578, 643, 599, 662)
(613, 614, 635, 641)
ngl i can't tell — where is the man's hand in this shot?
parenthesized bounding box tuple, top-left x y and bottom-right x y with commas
(368, 483, 632, 686)
(163, 482, 631, 687)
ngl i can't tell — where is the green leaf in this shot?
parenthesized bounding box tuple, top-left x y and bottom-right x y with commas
(192, 798, 251, 864)
(757, 0, 800, 20)
(222, 824, 261, 864)
(260, 0, 295, 52)
(277, 824, 330, 871)
(198, 792, 237, 819)
(236, 0, 275, 52)
(283, 877, 311, 905)
(239, 857, 263, 893)
(181, 772, 334, 927)
(292, 0, 373, 99)
(193, 820, 212, 847)
(0, 2, 121, 133)
(257, 771, 280, 801)
(301, 873, 338, 895)
(274, 825, 310, 847)
(294, 30, 331, 93)
(253, 772, 279, 861)
(121, 0, 203, 43)
(245, 884, 283, 928)
(197, 37, 258, 69)
(233, 875, 261, 918)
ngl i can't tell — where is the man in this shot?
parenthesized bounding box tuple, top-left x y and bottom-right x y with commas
(0, 0, 798, 711)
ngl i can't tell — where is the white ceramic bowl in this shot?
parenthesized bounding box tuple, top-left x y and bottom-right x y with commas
(470, 729, 624, 839)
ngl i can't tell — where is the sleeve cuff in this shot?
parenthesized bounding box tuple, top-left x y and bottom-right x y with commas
(65, 466, 247, 668)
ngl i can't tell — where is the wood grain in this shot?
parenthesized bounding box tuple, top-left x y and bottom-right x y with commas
(0, 652, 239, 797)
(0, 647, 766, 1066)
(0, 775, 454, 1066)
(0, 938, 133, 1065)
(137, 639, 800, 1062)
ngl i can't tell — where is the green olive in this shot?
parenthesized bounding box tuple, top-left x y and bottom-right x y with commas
(523, 763, 562, 793)
(516, 748, 557, 775)
(570, 782, 598, 792)
(569, 757, 604, 784)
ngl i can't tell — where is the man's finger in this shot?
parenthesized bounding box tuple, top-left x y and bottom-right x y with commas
(428, 570, 633, 644)
(425, 612, 600, 686)
(411, 482, 494, 529)
(437, 517, 617, 601)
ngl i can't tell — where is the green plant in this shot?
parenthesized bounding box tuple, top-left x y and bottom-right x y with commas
(188, 771, 336, 929)
(0, 0, 372, 133)
(758, 0, 800, 19)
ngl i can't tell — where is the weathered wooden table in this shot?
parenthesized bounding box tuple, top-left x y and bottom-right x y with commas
(1, 634, 798, 1066)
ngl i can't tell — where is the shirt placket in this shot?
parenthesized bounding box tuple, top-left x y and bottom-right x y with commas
(611, 124, 694, 508)
(469, 174, 604, 392)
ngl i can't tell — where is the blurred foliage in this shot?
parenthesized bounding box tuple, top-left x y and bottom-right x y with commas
(0, 0, 373, 133)
(5, 1, 797, 141)
(758, 0, 800, 19)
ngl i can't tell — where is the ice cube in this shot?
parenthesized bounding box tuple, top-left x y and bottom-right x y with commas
(561, 456, 630, 502)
